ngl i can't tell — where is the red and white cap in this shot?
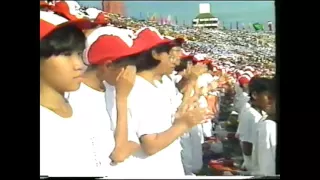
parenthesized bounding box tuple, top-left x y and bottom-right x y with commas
(86, 8, 109, 25)
(134, 27, 185, 51)
(194, 54, 207, 61)
(40, 11, 95, 40)
(193, 54, 209, 64)
(52, 1, 88, 21)
(238, 75, 251, 86)
(180, 49, 194, 60)
(84, 26, 147, 65)
(243, 71, 254, 78)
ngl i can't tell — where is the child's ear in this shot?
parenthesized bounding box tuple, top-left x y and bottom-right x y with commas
(251, 92, 257, 100)
(151, 50, 161, 61)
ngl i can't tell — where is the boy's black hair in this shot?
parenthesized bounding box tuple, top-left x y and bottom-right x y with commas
(85, 51, 140, 71)
(248, 77, 273, 101)
(85, 54, 139, 72)
(109, 54, 139, 68)
(135, 41, 182, 73)
(40, 25, 86, 61)
(174, 56, 193, 72)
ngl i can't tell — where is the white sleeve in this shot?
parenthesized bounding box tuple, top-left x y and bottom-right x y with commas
(257, 121, 277, 176)
(239, 112, 255, 143)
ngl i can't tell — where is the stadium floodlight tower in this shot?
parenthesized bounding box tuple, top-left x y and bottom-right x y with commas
(192, 3, 219, 29)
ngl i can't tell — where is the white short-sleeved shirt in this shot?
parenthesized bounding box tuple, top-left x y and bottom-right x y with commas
(254, 120, 277, 176)
(236, 104, 268, 172)
(155, 74, 182, 116)
(236, 105, 264, 143)
(156, 75, 196, 175)
(66, 83, 116, 176)
(128, 76, 185, 177)
(40, 104, 105, 177)
(104, 82, 142, 177)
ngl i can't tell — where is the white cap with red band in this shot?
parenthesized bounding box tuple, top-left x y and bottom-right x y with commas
(40, 11, 95, 40)
(194, 54, 207, 61)
(135, 27, 164, 40)
(40, 11, 69, 40)
(238, 74, 251, 86)
(53, 1, 86, 20)
(133, 27, 184, 51)
(84, 26, 184, 65)
(86, 8, 103, 19)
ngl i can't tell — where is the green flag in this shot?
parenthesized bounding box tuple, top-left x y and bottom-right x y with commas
(253, 23, 264, 31)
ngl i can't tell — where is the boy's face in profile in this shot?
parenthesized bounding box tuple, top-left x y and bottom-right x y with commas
(265, 96, 276, 116)
(254, 91, 272, 111)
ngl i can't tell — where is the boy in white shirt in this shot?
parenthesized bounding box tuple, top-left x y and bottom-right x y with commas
(236, 78, 270, 172)
(83, 27, 213, 177)
(254, 78, 277, 176)
(109, 27, 214, 177)
(77, 26, 153, 176)
(67, 26, 144, 176)
(40, 12, 96, 176)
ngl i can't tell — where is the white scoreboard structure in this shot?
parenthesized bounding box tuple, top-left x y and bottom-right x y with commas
(199, 3, 211, 14)
(192, 3, 219, 29)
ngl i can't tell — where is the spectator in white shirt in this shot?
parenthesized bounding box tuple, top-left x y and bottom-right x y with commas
(79, 26, 157, 177)
(236, 78, 270, 171)
(116, 27, 214, 177)
(40, 12, 93, 176)
(66, 26, 143, 176)
(254, 78, 277, 176)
